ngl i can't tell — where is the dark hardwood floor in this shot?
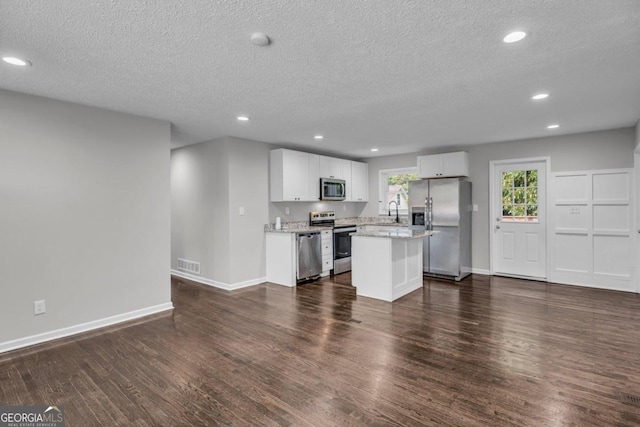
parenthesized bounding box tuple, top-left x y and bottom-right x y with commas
(2, 274, 640, 426)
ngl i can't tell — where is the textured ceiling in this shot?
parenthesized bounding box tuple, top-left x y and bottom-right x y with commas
(1, 1, 639, 157)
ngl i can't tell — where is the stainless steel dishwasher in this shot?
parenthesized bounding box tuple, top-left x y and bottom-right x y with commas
(297, 231, 322, 282)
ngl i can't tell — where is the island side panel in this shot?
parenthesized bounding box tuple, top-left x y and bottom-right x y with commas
(266, 232, 297, 287)
(352, 236, 392, 301)
(391, 238, 424, 301)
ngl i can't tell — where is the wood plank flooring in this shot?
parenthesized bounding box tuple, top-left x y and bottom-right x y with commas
(2, 274, 640, 426)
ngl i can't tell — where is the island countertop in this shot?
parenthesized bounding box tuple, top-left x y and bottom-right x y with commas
(351, 226, 437, 239)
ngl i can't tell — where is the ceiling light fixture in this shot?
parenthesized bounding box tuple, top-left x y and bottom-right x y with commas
(2, 56, 31, 66)
(547, 124, 559, 129)
(503, 31, 527, 43)
(314, 135, 323, 140)
(237, 116, 250, 121)
(532, 93, 549, 100)
(250, 33, 270, 47)
(371, 148, 379, 152)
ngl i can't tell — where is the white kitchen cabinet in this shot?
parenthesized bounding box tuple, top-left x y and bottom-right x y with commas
(319, 155, 347, 179)
(343, 160, 352, 201)
(270, 149, 320, 202)
(266, 232, 297, 286)
(352, 234, 424, 302)
(266, 229, 330, 284)
(350, 161, 368, 202)
(417, 151, 469, 178)
(307, 154, 320, 200)
(320, 229, 333, 276)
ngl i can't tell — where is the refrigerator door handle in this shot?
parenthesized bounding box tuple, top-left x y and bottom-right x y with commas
(427, 197, 433, 230)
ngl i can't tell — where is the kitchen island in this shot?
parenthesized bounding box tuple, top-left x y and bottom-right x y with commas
(351, 226, 435, 302)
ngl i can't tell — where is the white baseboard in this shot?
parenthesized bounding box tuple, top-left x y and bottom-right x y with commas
(0, 302, 174, 354)
(171, 270, 266, 291)
(470, 268, 491, 275)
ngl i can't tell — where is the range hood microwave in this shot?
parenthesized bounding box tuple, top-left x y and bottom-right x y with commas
(320, 178, 346, 201)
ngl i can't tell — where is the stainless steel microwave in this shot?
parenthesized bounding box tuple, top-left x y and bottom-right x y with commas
(320, 178, 346, 201)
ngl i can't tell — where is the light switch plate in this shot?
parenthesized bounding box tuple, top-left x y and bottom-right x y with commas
(239, 207, 245, 216)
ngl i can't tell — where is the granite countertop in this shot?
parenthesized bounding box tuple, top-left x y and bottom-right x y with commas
(264, 216, 409, 233)
(265, 225, 329, 234)
(351, 227, 437, 239)
(265, 226, 331, 233)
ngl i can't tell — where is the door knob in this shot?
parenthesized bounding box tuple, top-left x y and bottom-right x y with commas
(496, 225, 501, 230)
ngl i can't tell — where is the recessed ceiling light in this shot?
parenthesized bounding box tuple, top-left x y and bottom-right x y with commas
(503, 31, 527, 43)
(2, 56, 31, 66)
(371, 148, 379, 152)
(314, 135, 323, 140)
(532, 93, 549, 100)
(237, 116, 250, 121)
(547, 124, 559, 129)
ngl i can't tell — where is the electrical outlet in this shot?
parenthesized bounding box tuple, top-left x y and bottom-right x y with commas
(34, 300, 46, 315)
(239, 206, 245, 216)
(285, 207, 290, 215)
(473, 204, 478, 212)
(343, 205, 346, 211)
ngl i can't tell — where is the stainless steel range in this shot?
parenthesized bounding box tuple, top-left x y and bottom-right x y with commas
(309, 211, 357, 275)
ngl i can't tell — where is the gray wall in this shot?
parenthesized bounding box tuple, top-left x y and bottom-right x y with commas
(362, 127, 636, 271)
(269, 202, 366, 222)
(171, 139, 230, 282)
(0, 90, 171, 345)
(171, 136, 272, 285)
(228, 137, 272, 283)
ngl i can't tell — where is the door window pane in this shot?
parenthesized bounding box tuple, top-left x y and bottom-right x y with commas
(501, 169, 538, 222)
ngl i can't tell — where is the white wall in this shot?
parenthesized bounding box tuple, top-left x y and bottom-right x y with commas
(0, 90, 172, 350)
(171, 137, 272, 287)
(362, 128, 636, 272)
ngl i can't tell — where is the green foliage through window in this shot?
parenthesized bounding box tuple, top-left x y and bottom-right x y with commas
(379, 167, 418, 214)
(501, 170, 538, 222)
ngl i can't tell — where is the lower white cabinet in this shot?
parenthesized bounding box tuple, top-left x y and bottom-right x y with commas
(320, 230, 333, 276)
(266, 232, 297, 287)
(352, 235, 424, 302)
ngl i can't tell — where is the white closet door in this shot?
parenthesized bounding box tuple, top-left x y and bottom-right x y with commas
(549, 169, 634, 291)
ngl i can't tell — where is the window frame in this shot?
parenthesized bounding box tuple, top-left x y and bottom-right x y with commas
(378, 167, 418, 215)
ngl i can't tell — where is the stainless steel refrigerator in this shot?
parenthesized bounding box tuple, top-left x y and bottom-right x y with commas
(408, 178, 471, 281)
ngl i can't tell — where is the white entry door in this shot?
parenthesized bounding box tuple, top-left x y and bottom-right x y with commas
(492, 160, 547, 279)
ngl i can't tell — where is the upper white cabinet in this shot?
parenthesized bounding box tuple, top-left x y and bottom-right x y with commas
(270, 149, 320, 202)
(319, 156, 347, 179)
(271, 149, 367, 202)
(417, 151, 469, 178)
(350, 161, 369, 202)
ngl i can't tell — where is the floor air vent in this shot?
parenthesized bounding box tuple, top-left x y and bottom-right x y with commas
(620, 392, 640, 407)
(177, 258, 200, 275)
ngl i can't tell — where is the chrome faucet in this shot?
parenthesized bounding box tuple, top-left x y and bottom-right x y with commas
(388, 201, 400, 223)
